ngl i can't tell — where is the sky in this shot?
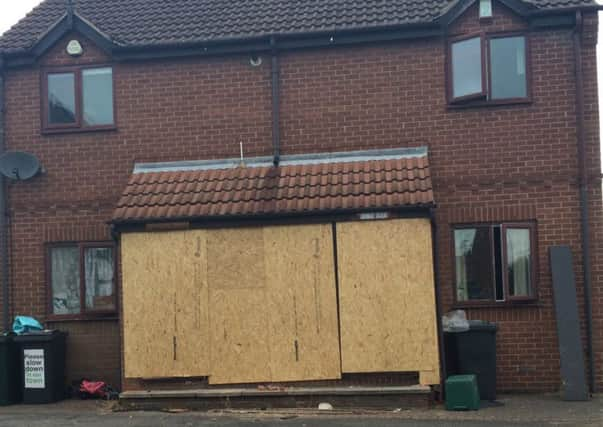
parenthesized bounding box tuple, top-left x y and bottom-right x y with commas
(0, 1, 602, 170)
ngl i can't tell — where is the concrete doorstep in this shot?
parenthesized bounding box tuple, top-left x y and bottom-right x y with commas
(118, 385, 434, 411)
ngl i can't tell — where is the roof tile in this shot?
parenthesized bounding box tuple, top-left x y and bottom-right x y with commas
(112, 154, 435, 223)
(0, 0, 597, 54)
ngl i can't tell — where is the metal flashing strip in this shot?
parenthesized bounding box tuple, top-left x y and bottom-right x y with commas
(133, 147, 429, 174)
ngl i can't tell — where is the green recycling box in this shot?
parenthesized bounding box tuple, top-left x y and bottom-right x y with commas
(445, 374, 480, 411)
(0, 334, 22, 405)
(14, 331, 67, 404)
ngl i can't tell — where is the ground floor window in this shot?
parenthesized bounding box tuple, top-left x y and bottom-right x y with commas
(48, 242, 116, 318)
(453, 223, 536, 304)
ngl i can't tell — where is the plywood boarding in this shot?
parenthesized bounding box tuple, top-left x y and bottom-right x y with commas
(122, 232, 173, 378)
(172, 231, 210, 377)
(121, 230, 210, 379)
(123, 224, 341, 384)
(336, 218, 440, 385)
(208, 228, 272, 384)
(207, 228, 265, 290)
(264, 224, 341, 382)
(208, 225, 341, 385)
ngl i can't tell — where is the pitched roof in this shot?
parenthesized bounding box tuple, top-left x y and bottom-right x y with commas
(0, 0, 598, 54)
(111, 148, 434, 224)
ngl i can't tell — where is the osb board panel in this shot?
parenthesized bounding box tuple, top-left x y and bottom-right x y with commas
(209, 288, 272, 384)
(264, 224, 341, 382)
(172, 231, 210, 377)
(336, 218, 440, 385)
(121, 231, 210, 379)
(122, 232, 174, 379)
(208, 228, 265, 289)
(208, 225, 341, 385)
(208, 228, 271, 384)
(419, 370, 440, 386)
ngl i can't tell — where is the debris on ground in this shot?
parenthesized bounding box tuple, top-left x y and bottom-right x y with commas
(257, 384, 287, 391)
(161, 408, 190, 414)
(78, 380, 120, 400)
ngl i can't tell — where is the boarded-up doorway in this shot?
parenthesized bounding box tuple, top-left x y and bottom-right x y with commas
(121, 224, 341, 383)
(120, 218, 440, 385)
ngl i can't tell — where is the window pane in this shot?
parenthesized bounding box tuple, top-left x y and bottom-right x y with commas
(82, 68, 114, 126)
(506, 228, 532, 297)
(48, 73, 76, 124)
(454, 228, 494, 301)
(490, 36, 527, 99)
(451, 37, 483, 99)
(51, 247, 80, 315)
(84, 247, 115, 311)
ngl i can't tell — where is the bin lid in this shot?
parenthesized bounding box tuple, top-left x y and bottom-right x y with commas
(0, 333, 15, 343)
(446, 374, 478, 384)
(467, 320, 497, 332)
(13, 330, 67, 342)
(444, 320, 498, 334)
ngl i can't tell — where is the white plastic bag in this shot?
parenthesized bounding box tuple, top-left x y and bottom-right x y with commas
(442, 310, 470, 332)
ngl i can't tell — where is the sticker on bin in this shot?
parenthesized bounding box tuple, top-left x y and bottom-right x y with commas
(24, 349, 45, 389)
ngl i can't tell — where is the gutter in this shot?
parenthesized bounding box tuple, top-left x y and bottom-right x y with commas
(573, 10, 596, 394)
(0, 55, 8, 331)
(110, 21, 442, 54)
(528, 5, 603, 17)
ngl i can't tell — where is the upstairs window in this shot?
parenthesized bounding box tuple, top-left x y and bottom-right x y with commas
(43, 66, 114, 132)
(448, 34, 528, 105)
(453, 223, 536, 304)
(48, 242, 117, 319)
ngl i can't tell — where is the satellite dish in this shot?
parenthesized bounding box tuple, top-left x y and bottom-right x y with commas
(0, 152, 41, 181)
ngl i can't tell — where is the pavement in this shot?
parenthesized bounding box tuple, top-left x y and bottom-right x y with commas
(0, 394, 601, 426)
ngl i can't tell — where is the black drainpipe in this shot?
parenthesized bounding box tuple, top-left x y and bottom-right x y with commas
(430, 207, 446, 401)
(0, 54, 9, 331)
(270, 36, 281, 167)
(573, 10, 595, 394)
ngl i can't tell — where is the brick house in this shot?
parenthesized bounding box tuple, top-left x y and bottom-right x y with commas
(0, 0, 601, 397)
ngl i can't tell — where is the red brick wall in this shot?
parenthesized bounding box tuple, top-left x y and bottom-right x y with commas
(1, 2, 600, 392)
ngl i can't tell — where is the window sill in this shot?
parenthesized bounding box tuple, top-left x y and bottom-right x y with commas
(448, 98, 531, 110)
(45, 314, 118, 322)
(41, 125, 117, 136)
(453, 299, 539, 309)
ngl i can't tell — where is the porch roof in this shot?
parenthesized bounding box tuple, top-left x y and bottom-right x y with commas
(111, 147, 434, 224)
